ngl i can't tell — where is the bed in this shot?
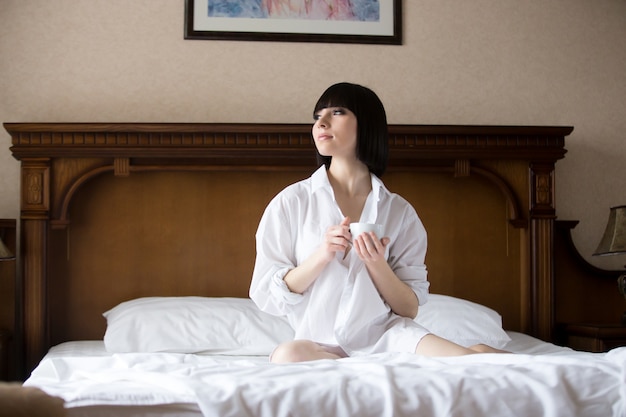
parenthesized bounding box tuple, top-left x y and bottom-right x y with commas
(5, 122, 625, 417)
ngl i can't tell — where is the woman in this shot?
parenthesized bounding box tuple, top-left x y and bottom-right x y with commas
(250, 82, 504, 362)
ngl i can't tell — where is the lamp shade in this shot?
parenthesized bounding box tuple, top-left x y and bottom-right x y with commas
(0, 236, 14, 260)
(593, 205, 626, 256)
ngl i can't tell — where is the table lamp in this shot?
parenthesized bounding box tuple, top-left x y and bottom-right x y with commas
(593, 205, 626, 324)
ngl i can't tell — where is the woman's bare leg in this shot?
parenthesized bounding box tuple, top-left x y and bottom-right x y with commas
(415, 334, 509, 356)
(270, 340, 343, 363)
(271, 336, 509, 363)
(468, 344, 510, 353)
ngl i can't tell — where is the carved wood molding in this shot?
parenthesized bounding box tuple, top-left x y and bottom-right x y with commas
(6, 123, 572, 163)
(530, 162, 557, 218)
(20, 159, 50, 217)
(6, 122, 572, 230)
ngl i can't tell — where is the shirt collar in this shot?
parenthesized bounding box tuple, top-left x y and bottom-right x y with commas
(311, 165, 330, 194)
(311, 165, 383, 202)
(370, 173, 383, 202)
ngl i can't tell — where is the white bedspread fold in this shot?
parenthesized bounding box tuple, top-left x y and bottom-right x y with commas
(25, 340, 626, 417)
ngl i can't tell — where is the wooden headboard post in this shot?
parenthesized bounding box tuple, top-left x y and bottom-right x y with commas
(529, 161, 562, 342)
(5, 123, 572, 374)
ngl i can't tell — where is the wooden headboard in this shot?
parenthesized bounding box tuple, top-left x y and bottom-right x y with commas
(5, 123, 572, 373)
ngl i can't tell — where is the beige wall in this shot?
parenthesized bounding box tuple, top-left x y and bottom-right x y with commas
(1, 0, 625, 268)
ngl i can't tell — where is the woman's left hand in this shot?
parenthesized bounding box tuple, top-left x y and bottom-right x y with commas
(353, 232, 390, 264)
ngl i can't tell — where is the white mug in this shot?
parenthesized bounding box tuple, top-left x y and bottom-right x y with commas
(349, 222, 383, 239)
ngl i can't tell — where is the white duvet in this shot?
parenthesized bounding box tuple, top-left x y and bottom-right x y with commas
(25, 333, 626, 417)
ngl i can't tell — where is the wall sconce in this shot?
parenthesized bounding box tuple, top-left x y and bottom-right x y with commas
(0, 235, 15, 261)
(593, 205, 626, 324)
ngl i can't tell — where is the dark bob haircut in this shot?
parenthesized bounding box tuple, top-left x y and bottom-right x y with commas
(313, 82, 389, 177)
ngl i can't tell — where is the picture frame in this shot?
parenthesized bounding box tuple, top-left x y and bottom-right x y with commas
(184, 0, 402, 45)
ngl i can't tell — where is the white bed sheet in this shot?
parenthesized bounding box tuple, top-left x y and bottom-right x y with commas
(25, 332, 626, 417)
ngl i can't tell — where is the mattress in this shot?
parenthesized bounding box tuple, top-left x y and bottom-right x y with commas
(24, 332, 626, 417)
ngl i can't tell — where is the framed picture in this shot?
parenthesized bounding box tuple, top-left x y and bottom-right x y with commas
(184, 0, 402, 45)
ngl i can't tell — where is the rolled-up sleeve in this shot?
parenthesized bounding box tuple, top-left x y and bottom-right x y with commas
(388, 209, 430, 306)
(249, 193, 304, 316)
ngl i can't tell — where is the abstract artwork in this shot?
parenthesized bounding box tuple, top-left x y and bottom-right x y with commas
(185, 0, 401, 44)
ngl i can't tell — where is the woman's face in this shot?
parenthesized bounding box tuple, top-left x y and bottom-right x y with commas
(312, 106, 358, 159)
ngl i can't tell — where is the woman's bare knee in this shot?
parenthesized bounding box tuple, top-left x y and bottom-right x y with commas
(270, 340, 316, 363)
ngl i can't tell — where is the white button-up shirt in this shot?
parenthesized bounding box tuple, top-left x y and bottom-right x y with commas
(250, 166, 430, 355)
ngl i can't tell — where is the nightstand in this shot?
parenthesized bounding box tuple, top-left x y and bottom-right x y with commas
(561, 323, 626, 352)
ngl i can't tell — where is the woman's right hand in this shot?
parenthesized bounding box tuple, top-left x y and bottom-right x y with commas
(284, 217, 352, 294)
(319, 216, 352, 262)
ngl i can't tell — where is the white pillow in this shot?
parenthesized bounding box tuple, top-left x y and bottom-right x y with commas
(415, 294, 511, 348)
(103, 295, 510, 354)
(103, 297, 294, 355)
